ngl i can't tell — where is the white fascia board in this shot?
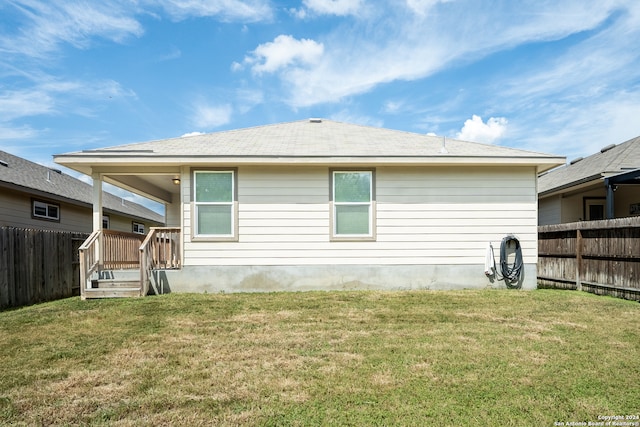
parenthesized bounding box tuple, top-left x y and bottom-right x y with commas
(56, 154, 566, 169)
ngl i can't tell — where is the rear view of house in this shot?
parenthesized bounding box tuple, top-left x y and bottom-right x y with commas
(54, 119, 564, 297)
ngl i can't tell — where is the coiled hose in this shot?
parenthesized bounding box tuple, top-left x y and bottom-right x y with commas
(500, 235, 523, 288)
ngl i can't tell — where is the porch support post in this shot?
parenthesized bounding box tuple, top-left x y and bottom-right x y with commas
(604, 178, 615, 219)
(92, 172, 103, 270)
(92, 172, 103, 231)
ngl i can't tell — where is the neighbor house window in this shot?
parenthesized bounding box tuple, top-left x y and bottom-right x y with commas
(32, 200, 60, 221)
(331, 170, 375, 240)
(193, 169, 237, 240)
(132, 222, 145, 234)
(102, 215, 110, 229)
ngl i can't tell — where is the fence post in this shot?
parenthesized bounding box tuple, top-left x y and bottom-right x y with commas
(575, 227, 582, 292)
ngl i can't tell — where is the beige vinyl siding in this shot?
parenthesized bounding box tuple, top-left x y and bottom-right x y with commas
(377, 167, 535, 203)
(239, 166, 328, 204)
(0, 187, 92, 232)
(538, 196, 562, 225)
(1, 187, 159, 233)
(105, 213, 158, 234)
(105, 214, 131, 232)
(560, 187, 604, 223)
(182, 165, 538, 267)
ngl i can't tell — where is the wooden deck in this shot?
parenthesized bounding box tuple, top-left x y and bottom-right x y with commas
(79, 228, 181, 299)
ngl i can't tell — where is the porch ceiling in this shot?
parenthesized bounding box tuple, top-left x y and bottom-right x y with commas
(605, 168, 640, 185)
(88, 166, 181, 204)
(104, 174, 179, 204)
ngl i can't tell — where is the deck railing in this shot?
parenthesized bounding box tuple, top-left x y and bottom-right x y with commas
(102, 230, 145, 270)
(79, 230, 145, 297)
(79, 228, 180, 298)
(78, 230, 101, 296)
(140, 227, 182, 295)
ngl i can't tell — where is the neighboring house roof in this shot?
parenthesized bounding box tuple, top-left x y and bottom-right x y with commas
(55, 119, 564, 172)
(0, 150, 164, 223)
(538, 135, 640, 196)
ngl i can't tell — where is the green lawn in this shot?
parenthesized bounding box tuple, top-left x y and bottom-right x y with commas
(0, 290, 638, 426)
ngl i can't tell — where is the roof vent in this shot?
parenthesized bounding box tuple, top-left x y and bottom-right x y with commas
(570, 157, 583, 165)
(0, 159, 7, 167)
(440, 136, 448, 154)
(309, 118, 322, 123)
(600, 143, 616, 153)
(49, 168, 62, 174)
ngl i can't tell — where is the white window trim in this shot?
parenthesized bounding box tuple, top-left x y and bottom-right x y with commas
(192, 169, 239, 242)
(32, 199, 60, 221)
(330, 169, 376, 242)
(102, 215, 110, 229)
(132, 222, 145, 234)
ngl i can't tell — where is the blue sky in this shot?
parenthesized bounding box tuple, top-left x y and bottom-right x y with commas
(2, 0, 640, 211)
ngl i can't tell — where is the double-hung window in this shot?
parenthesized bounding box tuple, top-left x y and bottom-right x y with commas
(193, 170, 237, 240)
(32, 200, 60, 221)
(331, 170, 375, 240)
(132, 222, 145, 234)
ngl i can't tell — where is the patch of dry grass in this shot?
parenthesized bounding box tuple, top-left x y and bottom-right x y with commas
(0, 290, 639, 426)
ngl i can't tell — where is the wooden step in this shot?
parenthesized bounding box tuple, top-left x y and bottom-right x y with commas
(84, 288, 143, 298)
(92, 279, 140, 289)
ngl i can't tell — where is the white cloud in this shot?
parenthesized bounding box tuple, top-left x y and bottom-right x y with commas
(158, 46, 182, 61)
(0, 1, 144, 57)
(0, 125, 41, 141)
(244, 35, 324, 74)
(505, 91, 640, 159)
(239, 2, 634, 108)
(156, 0, 273, 22)
(192, 103, 233, 129)
(405, 0, 451, 17)
(0, 1, 273, 60)
(181, 131, 205, 137)
(295, 0, 364, 17)
(0, 78, 137, 125)
(382, 100, 404, 114)
(235, 88, 264, 113)
(456, 115, 508, 144)
(0, 89, 55, 121)
(467, 2, 640, 158)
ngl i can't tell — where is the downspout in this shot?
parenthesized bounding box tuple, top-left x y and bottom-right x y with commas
(604, 177, 615, 219)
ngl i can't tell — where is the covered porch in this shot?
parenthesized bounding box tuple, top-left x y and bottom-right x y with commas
(77, 166, 184, 299)
(604, 168, 640, 219)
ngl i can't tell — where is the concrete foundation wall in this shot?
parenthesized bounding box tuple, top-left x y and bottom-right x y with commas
(151, 264, 537, 294)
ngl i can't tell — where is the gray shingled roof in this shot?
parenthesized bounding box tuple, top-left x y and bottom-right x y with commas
(61, 119, 562, 161)
(538, 135, 640, 195)
(0, 150, 164, 223)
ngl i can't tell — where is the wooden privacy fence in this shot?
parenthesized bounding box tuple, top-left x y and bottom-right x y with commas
(538, 217, 640, 301)
(0, 227, 88, 310)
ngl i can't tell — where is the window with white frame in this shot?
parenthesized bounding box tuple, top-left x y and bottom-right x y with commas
(132, 222, 145, 234)
(331, 170, 375, 239)
(193, 170, 236, 239)
(102, 215, 110, 229)
(32, 200, 60, 221)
